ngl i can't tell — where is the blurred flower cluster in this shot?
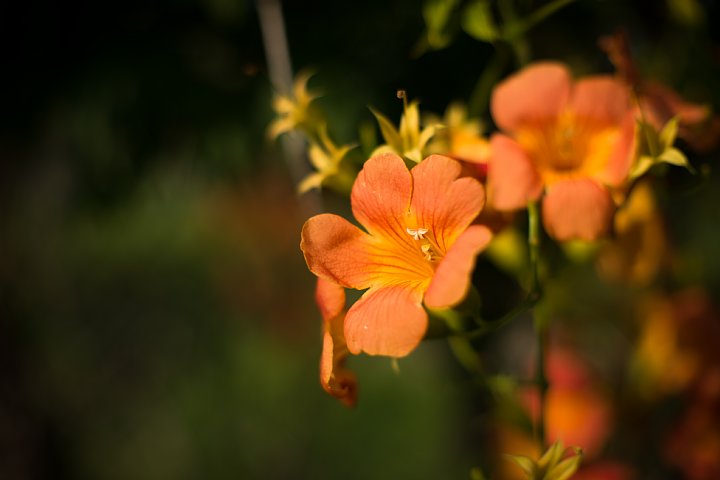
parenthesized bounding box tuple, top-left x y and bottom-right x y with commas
(270, 1, 720, 477)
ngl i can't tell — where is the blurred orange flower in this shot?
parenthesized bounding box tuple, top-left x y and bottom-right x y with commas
(572, 462, 635, 480)
(596, 181, 667, 286)
(488, 62, 636, 241)
(522, 346, 613, 459)
(316, 278, 357, 407)
(600, 30, 720, 153)
(427, 102, 492, 168)
(301, 153, 492, 357)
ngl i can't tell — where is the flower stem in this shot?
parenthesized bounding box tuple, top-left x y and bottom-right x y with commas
(527, 201, 548, 449)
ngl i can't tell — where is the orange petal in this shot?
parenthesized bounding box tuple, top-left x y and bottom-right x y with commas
(542, 179, 614, 241)
(317, 278, 357, 407)
(410, 154, 485, 253)
(315, 276, 346, 321)
(598, 111, 636, 187)
(424, 225, 492, 309)
(344, 286, 427, 357)
(301, 214, 374, 289)
(488, 134, 543, 211)
(351, 152, 413, 245)
(569, 76, 631, 126)
(491, 62, 571, 133)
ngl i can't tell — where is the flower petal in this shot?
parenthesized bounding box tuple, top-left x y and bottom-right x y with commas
(344, 286, 427, 357)
(424, 225, 493, 309)
(410, 154, 485, 253)
(301, 214, 374, 289)
(542, 179, 614, 241)
(488, 134, 543, 211)
(491, 62, 572, 133)
(351, 152, 413, 245)
(597, 111, 636, 187)
(317, 278, 357, 407)
(315, 276, 346, 321)
(570, 76, 631, 126)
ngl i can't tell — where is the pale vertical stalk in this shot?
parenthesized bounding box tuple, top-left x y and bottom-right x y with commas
(256, 0, 321, 214)
(528, 201, 547, 448)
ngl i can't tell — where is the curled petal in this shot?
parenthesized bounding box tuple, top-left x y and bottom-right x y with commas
(425, 225, 493, 309)
(317, 279, 357, 407)
(642, 81, 710, 128)
(491, 62, 572, 133)
(345, 286, 427, 357)
(488, 134, 543, 211)
(542, 179, 614, 241)
(315, 276, 346, 321)
(351, 152, 413, 244)
(570, 76, 631, 127)
(410, 155, 485, 253)
(301, 214, 374, 289)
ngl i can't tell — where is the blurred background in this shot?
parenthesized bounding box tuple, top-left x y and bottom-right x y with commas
(1, 0, 720, 478)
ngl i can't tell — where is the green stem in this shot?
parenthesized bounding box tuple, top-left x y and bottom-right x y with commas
(468, 47, 508, 117)
(528, 201, 547, 449)
(461, 295, 537, 340)
(528, 201, 540, 294)
(459, 204, 542, 340)
(535, 314, 548, 449)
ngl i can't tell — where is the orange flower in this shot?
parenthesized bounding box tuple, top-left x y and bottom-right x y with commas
(488, 62, 636, 241)
(596, 181, 666, 286)
(316, 278, 357, 407)
(600, 30, 720, 153)
(521, 346, 613, 459)
(301, 153, 492, 357)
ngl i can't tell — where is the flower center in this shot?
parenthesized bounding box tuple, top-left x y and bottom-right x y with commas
(517, 113, 619, 186)
(406, 227, 439, 262)
(552, 123, 583, 171)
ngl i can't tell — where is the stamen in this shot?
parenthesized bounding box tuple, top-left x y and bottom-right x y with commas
(421, 243, 435, 261)
(406, 227, 428, 240)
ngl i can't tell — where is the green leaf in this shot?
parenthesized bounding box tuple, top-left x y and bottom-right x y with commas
(503, 0, 575, 40)
(448, 336, 483, 373)
(369, 106, 402, 151)
(667, 0, 705, 26)
(422, 0, 459, 49)
(462, 0, 499, 42)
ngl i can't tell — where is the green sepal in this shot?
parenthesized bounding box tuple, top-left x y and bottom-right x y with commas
(545, 450, 583, 480)
(505, 454, 537, 478)
(630, 116, 693, 179)
(369, 106, 403, 152)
